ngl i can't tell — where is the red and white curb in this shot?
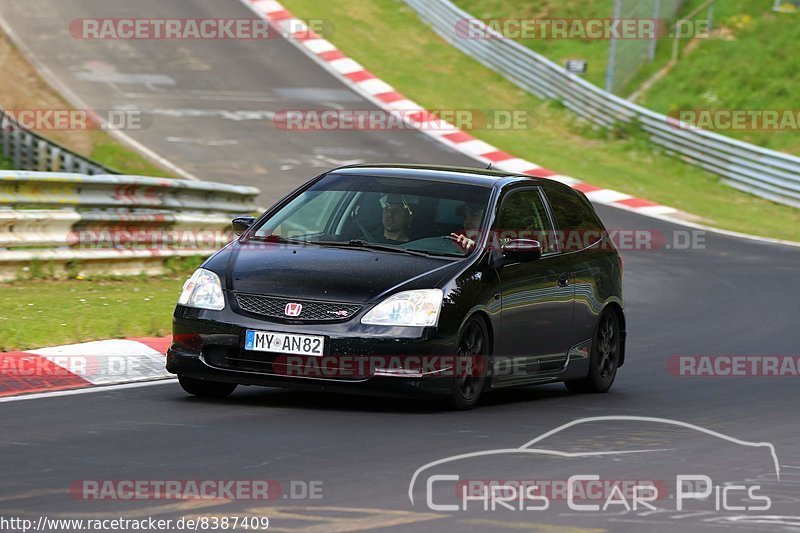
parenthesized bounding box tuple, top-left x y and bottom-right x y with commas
(0, 337, 173, 399)
(243, 0, 678, 218)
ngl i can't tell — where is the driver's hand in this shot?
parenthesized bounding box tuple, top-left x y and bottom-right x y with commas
(451, 233, 475, 251)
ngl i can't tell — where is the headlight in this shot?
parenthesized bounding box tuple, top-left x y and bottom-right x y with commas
(361, 289, 443, 327)
(178, 268, 225, 311)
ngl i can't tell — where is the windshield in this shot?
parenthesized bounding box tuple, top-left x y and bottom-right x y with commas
(252, 173, 492, 257)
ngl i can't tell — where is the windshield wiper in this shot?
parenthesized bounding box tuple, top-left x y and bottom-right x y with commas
(258, 235, 350, 247)
(264, 236, 463, 258)
(258, 236, 314, 245)
(408, 249, 465, 258)
(311, 239, 434, 258)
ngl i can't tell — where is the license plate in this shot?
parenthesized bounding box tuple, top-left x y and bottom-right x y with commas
(245, 330, 325, 356)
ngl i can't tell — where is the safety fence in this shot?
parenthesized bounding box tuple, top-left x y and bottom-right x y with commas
(1, 108, 113, 175)
(404, 0, 800, 209)
(0, 171, 260, 280)
(605, 0, 687, 93)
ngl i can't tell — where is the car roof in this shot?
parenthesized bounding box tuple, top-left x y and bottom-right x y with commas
(327, 164, 549, 188)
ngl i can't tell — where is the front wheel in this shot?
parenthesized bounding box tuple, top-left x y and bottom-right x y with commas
(446, 317, 489, 410)
(565, 310, 620, 394)
(178, 375, 238, 399)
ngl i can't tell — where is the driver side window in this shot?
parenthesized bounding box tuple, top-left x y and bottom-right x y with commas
(261, 190, 348, 239)
(494, 189, 557, 253)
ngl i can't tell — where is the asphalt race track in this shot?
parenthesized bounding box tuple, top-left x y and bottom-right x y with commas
(1, 1, 799, 532)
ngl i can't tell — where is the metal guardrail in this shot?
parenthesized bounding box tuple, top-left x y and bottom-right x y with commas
(0, 171, 261, 280)
(1, 108, 114, 175)
(404, 0, 800, 209)
(0, 171, 259, 212)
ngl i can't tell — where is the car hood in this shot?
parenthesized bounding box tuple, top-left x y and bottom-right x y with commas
(210, 242, 460, 304)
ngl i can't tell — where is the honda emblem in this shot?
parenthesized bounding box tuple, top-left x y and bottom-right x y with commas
(284, 303, 303, 317)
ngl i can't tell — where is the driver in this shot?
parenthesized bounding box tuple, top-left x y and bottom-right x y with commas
(378, 193, 415, 244)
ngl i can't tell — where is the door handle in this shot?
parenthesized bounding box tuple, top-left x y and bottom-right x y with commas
(558, 273, 570, 287)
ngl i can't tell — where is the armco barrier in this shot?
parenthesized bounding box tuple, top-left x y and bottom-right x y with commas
(404, 0, 800, 209)
(1, 108, 114, 175)
(0, 171, 260, 281)
(0, 171, 259, 212)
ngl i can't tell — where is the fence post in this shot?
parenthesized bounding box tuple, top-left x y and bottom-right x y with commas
(605, 0, 623, 92)
(1, 124, 10, 158)
(24, 134, 34, 169)
(13, 130, 22, 169)
(649, 0, 661, 61)
(38, 140, 48, 171)
(51, 147, 62, 172)
(63, 152, 74, 173)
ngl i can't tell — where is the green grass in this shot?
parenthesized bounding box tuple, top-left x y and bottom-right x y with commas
(90, 137, 174, 177)
(452, 0, 708, 94)
(0, 132, 171, 176)
(452, 0, 615, 89)
(639, 0, 800, 155)
(0, 257, 205, 351)
(0, 277, 184, 351)
(281, 0, 800, 242)
(0, 143, 168, 176)
(452, 0, 800, 155)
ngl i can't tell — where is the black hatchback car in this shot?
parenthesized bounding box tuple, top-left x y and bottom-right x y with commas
(167, 165, 625, 409)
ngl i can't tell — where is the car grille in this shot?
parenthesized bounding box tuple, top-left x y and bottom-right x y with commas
(235, 293, 361, 322)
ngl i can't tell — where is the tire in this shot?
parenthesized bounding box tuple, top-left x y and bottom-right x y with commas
(178, 375, 238, 399)
(446, 317, 490, 410)
(565, 310, 620, 394)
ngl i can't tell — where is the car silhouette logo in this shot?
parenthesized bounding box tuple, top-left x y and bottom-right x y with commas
(284, 303, 303, 317)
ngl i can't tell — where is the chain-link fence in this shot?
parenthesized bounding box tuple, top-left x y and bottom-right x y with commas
(605, 0, 686, 94)
(773, 0, 800, 12)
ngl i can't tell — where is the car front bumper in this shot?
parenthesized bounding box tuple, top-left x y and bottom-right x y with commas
(166, 306, 462, 399)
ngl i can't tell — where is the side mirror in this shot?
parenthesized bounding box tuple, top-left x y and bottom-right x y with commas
(502, 239, 542, 263)
(232, 216, 257, 236)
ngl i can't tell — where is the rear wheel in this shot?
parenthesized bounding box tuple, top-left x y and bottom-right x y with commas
(178, 376, 238, 399)
(447, 317, 489, 410)
(565, 310, 620, 394)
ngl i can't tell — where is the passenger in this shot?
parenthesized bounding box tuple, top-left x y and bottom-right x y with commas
(450, 203, 485, 252)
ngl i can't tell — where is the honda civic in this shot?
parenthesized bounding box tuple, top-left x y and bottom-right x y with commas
(167, 165, 626, 409)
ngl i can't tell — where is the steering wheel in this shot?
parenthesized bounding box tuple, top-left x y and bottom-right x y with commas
(354, 218, 379, 242)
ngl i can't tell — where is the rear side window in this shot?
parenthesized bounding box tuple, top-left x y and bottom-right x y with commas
(544, 186, 606, 252)
(493, 188, 557, 253)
